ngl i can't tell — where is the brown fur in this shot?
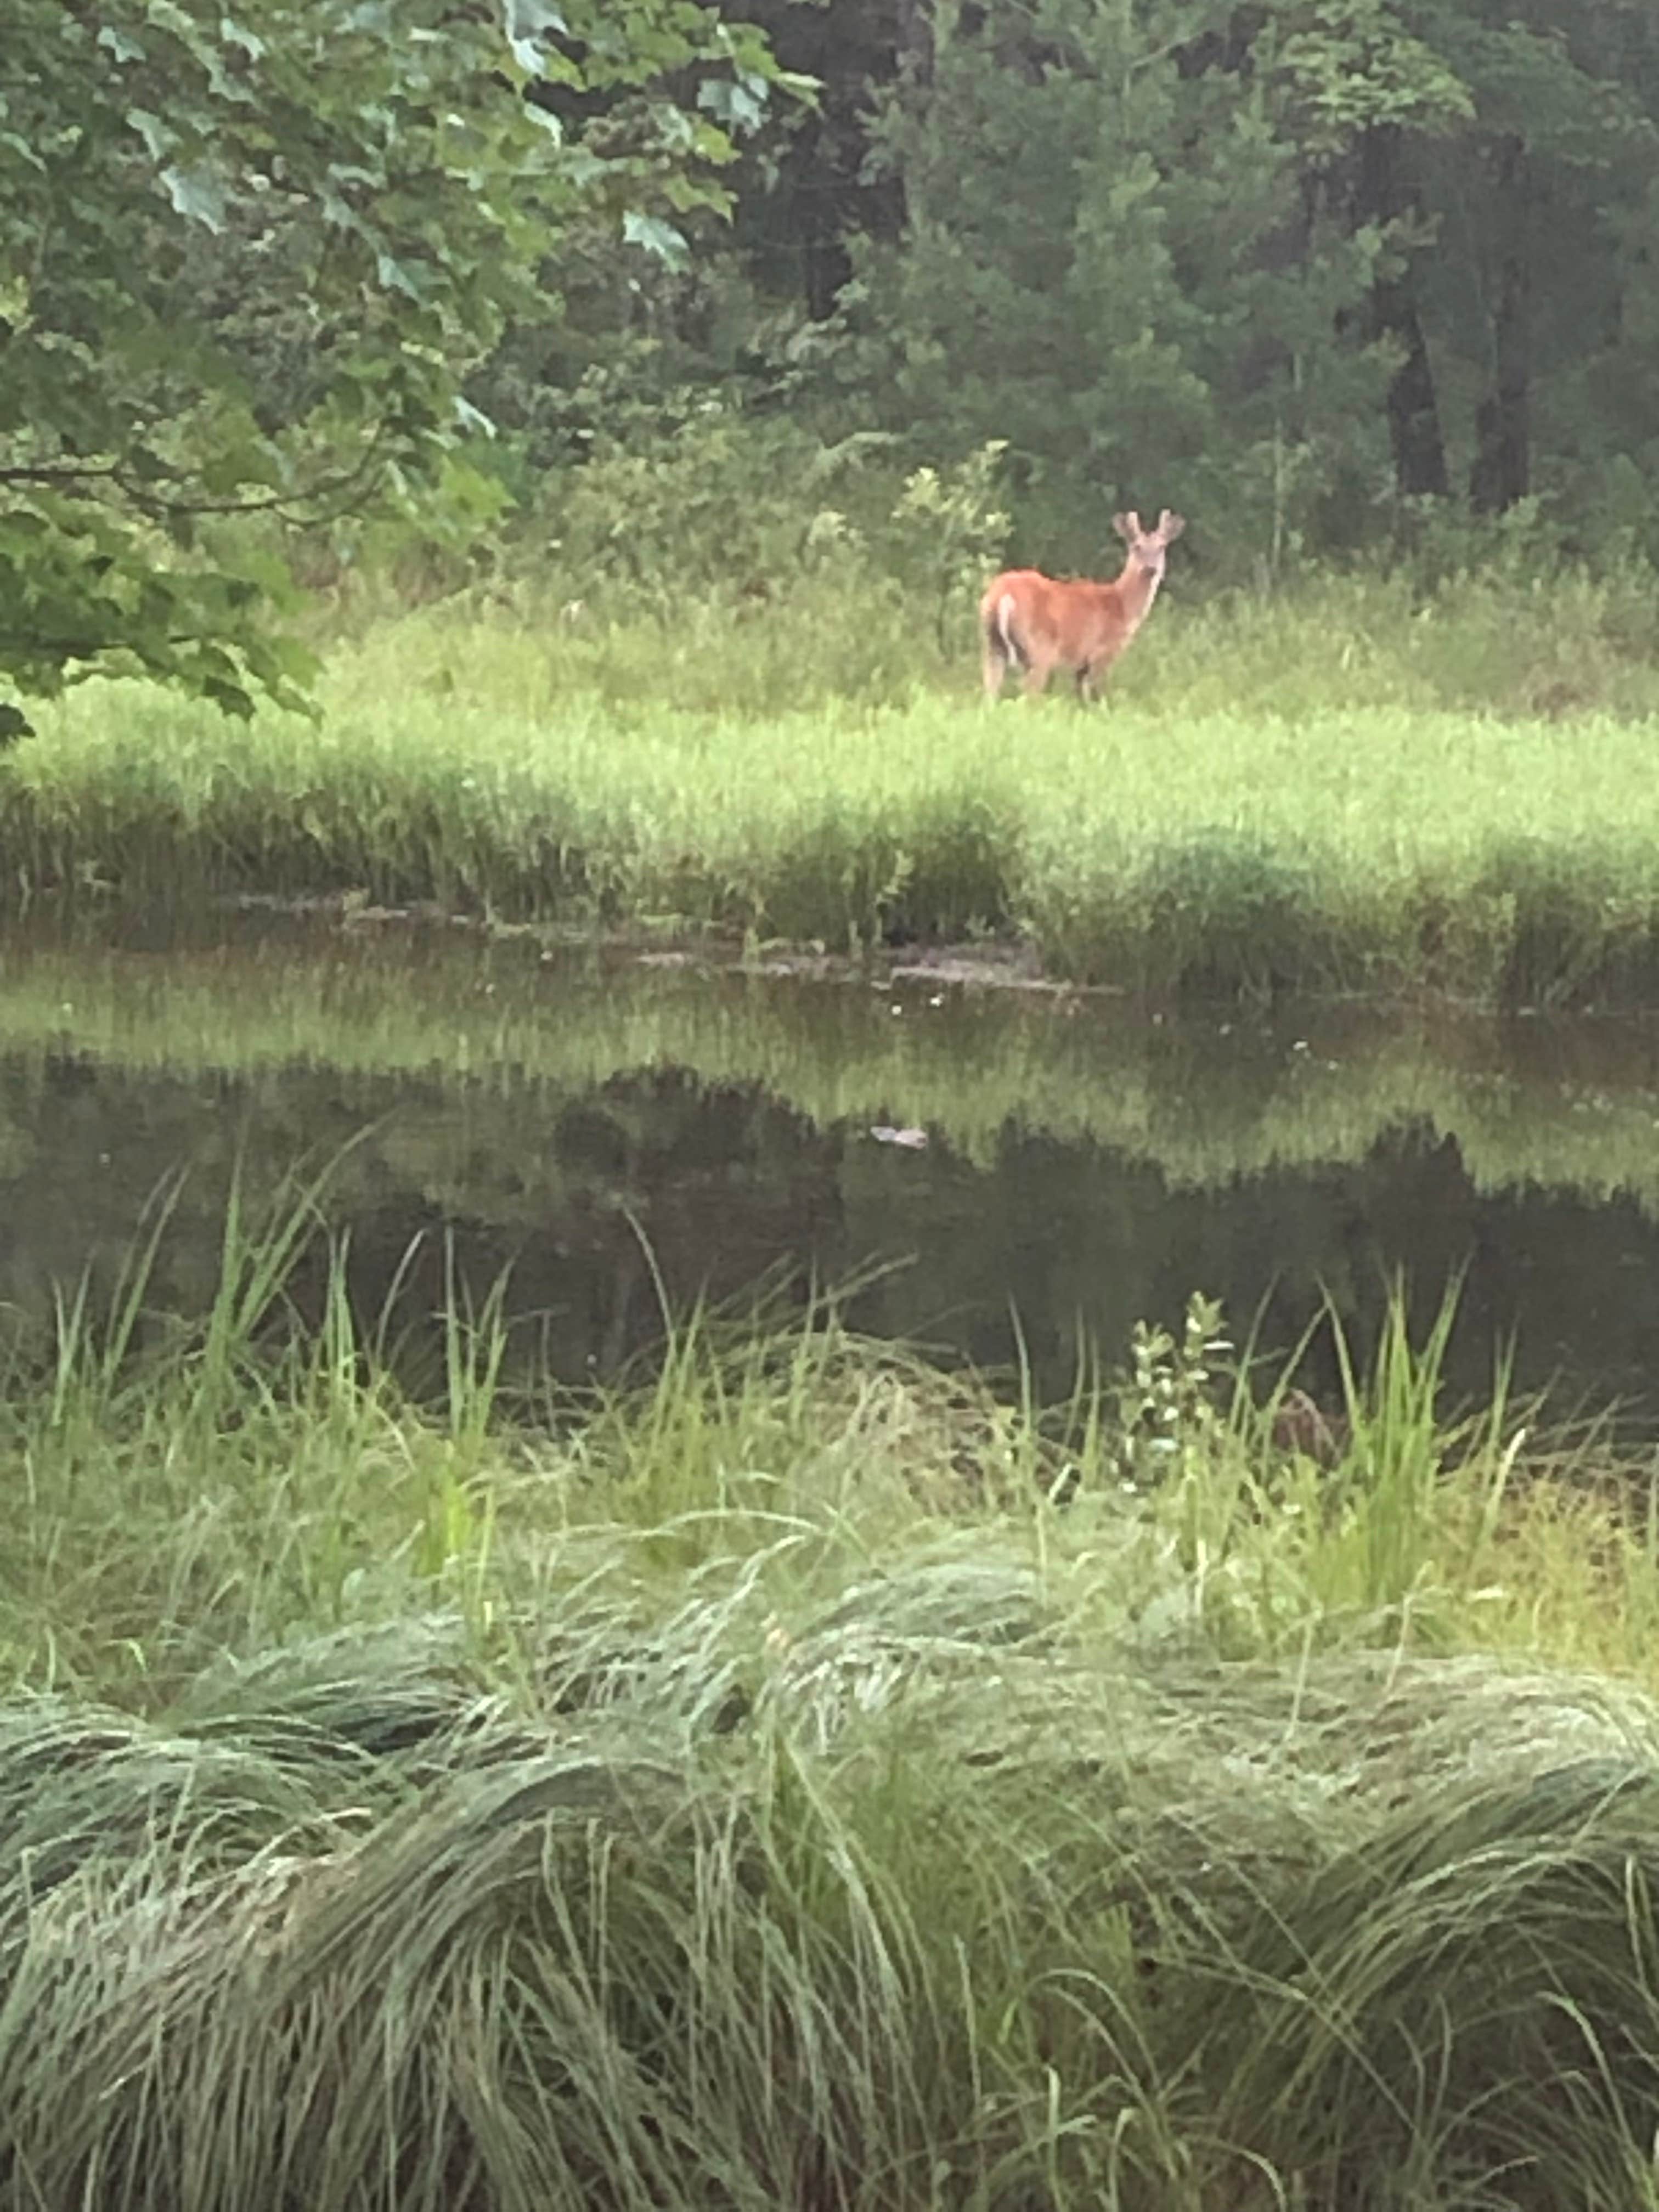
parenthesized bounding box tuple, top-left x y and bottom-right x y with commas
(980, 509, 1186, 702)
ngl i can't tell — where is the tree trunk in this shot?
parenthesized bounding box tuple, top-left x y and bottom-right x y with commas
(895, 0, 934, 87)
(1357, 125, 1450, 500)
(1469, 138, 1531, 515)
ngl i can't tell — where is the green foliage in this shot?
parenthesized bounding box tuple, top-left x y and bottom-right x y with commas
(531, 413, 1012, 632)
(1113, 1293, 1234, 1497)
(507, 0, 1659, 578)
(5, 1205, 1659, 2204)
(537, 405, 889, 600)
(15, 0, 1659, 714)
(1273, 0, 1477, 147)
(851, 0, 1398, 572)
(0, 0, 789, 725)
(887, 440, 1011, 650)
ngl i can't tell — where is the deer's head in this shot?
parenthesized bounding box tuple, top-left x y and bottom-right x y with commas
(1112, 509, 1186, 584)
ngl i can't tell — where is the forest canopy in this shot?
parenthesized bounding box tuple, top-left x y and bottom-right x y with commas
(699, 0, 1659, 575)
(4, 0, 1658, 725)
(0, 0, 791, 725)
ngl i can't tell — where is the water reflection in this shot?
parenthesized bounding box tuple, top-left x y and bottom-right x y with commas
(4, 915, 1659, 1415)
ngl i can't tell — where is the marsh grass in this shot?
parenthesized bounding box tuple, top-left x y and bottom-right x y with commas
(10, 1191, 1659, 2205)
(9, 565, 1659, 1003)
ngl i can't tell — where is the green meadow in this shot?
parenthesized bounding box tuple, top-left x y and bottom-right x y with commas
(18, 0, 1659, 2193)
(8, 563, 1659, 1005)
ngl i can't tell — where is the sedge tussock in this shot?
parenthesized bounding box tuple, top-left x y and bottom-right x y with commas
(4, 1625, 1659, 2209)
(5, 1217, 1659, 2203)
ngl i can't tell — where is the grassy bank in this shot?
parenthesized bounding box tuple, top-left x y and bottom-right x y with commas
(8, 568, 1659, 1006)
(8, 1209, 1659, 2206)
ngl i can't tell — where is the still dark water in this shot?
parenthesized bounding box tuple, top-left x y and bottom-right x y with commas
(6, 912, 1659, 1417)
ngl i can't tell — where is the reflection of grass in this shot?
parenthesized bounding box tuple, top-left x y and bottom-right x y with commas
(10, 1205, 1659, 2208)
(4, 934, 1659, 1216)
(9, 573, 1659, 1001)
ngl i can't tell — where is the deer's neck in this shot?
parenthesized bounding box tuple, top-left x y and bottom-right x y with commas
(1111, 558, 1160, 635)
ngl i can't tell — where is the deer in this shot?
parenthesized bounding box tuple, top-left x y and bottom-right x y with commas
(980, 509, 1186, 702)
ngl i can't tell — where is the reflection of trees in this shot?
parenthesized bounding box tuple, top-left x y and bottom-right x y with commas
(0, 1060, 849, 1389)
(4, 1043, 1659, 1417)
(834, 1119, 1659, 1419)
(0, 1102, 34, 1185)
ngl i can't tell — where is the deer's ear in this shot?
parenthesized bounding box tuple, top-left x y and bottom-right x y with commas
(1158, 511, 1186, 542)
(1112, 512, 1139, 542)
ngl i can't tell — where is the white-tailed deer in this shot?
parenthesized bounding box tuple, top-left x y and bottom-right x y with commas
(980, 509, 1186, 701)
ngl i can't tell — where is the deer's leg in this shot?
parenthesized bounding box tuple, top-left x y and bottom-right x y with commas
(981, 639, 1009, 698)
(1079, 652, 1118, 703)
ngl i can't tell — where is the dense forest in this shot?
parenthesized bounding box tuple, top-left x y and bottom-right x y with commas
(527, 0, 1659, 574)
(5, 0, 1659, 718)
(714, 0, 1659, 568)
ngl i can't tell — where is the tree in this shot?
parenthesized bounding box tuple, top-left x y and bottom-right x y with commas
(851, 0, 1402, 575)
(0, 0, 788, 733)
(720, 0, 905, 320)
(808, 0, 1659, 567)
(1267, 0, 1475, 509)
(1406, 0, 1659, 529)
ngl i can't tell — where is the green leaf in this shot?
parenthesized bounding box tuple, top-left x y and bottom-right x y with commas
(622, 209, 689, 270)
(161, 163, 228, 232)
(0, 129, 46, 173)
(218, 16, 266, 60)
(125, 107, 177, 161)
(453, 394, 497, 437)
(504, 0, 569, 39)
(144, 0, 203, 42)
(698, 78, 766, 133)
(374, 251, 425, 300)
(97, 25, 148, 64)
(1, 0, 786, 722)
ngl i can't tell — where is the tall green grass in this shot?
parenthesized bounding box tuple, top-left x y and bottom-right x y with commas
(8, 1195, 1659, 2204)
(315, 560, 1659, 726)
(17, 1632, 1659, 2210)
(8, 566, 1659, 1002)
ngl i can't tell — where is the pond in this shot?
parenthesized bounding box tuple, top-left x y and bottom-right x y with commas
(5, 909, 1659, 1421)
